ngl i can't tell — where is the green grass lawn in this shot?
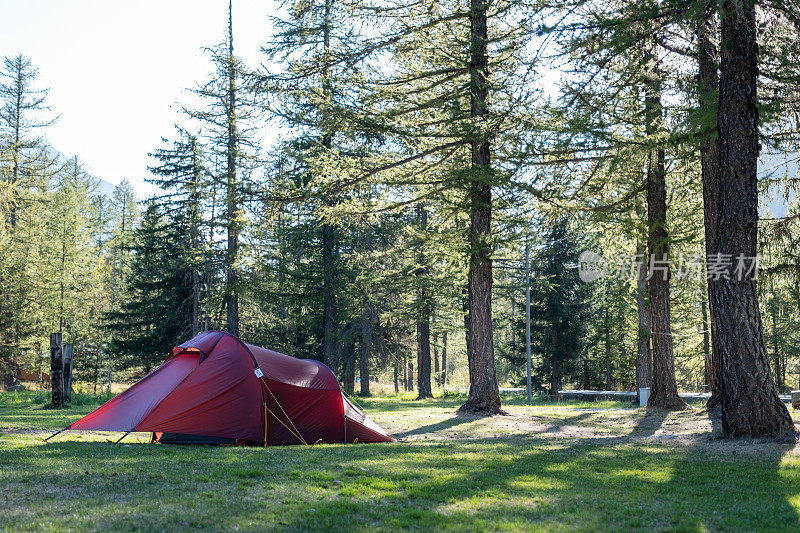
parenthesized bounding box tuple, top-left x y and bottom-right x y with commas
(2, 391, 800, 532)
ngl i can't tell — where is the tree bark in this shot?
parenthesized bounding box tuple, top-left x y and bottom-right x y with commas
(697, 0, 723, 408)
(712, 0, 793, 436)
(643, 49, 686, 410)
(635, 240, 653, 401)
(459, 0, 501, 414)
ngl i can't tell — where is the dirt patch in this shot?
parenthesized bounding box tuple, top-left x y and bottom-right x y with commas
(382, 406, 800, 456)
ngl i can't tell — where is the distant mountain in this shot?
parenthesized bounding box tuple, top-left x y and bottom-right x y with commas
(44, 144, 117, 199)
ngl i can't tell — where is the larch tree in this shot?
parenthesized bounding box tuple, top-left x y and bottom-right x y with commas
(709, 0, 793, 436)
(186, 1, 258, 338)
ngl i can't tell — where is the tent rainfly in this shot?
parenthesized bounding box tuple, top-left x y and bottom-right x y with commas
(58, 331, 394, 445)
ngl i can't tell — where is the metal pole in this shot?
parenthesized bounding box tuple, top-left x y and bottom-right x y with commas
(525, 237, 532, 404)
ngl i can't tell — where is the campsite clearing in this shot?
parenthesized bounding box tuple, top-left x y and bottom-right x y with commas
(3, 392, 800, 531)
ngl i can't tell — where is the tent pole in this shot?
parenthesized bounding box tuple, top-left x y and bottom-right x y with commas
(44, 426, 69, 442)
(114, 431, 131, 444)
(344, 412, 347, 444)
(263, 402, 268, 448)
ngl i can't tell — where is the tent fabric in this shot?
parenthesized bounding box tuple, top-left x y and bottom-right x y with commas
(67, 331, 394, 445)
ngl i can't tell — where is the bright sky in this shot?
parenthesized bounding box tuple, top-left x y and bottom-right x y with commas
(0, 0, 276, 197)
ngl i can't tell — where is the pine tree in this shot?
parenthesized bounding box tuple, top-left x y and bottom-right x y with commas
(106, 202, 193, 372)
(148, 127, 210, 335)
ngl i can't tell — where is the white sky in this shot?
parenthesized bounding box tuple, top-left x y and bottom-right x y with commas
(0, 0, 277, 197)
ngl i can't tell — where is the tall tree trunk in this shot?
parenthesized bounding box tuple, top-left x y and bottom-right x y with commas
(416, 203, 433, 399)
(407, 361, 414, 392)
(712, 0, 793, 436)
(441, 331, 448, 385)
(342, 341, 355, 394)
(224, 0, 240, 337)
(582, 349, 590, 389)
(550, 326, 562, 401)
(190, 137, 202, 336)
(319, 0, 338, 368)
(702, 293, 711, 392)
(772, 302, 781, 392)
(393, 361, 399, 393)
(460, 0, 501, 414)
(433, 331, 440, 386)
(644, 53, 686, 410)
(697, 0, 723, 408)
(635, 239, 653, 400)
(359, 311, 371, 396)
(416, 316, 432, 398)
(322, 224, 337, 367)
(604, 291, 612, 390)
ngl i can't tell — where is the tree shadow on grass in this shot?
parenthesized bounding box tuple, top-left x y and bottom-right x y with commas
(628, 407, 669, 438)
(4, 409, 800, 531)
(394, 413, 480, 439)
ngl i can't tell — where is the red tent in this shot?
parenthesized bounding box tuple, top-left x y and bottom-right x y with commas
(65, 331, 394, 445)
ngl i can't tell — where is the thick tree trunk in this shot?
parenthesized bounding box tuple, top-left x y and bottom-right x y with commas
(459, 0, 501, 414)
(697, 0, 724, 408)
(635, 240, 653, 400)
(712, 0, 793, 436)
(644, 56, 686, 410)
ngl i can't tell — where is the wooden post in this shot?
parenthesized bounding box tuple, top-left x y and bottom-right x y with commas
(63, 344, 74, 403)
(50, 333, 64, 408)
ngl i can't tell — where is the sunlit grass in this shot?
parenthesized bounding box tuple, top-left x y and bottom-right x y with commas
(2, 391, 800, 531)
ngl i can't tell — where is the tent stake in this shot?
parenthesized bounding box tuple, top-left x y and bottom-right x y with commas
(44, 426, 69, 442)
(114, 431, 131, 444)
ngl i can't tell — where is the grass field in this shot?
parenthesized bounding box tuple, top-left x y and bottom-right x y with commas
(3, 391, 800, 531)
